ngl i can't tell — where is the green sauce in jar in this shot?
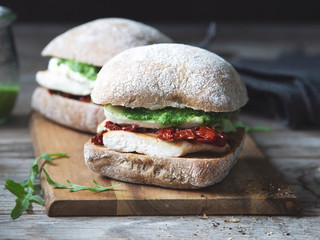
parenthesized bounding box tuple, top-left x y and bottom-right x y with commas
(0, 83, 19, 122)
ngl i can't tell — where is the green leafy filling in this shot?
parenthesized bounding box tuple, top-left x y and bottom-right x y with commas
(5, 152, 120, 220)
(43, 168, 121, 193)
(106, 105, 272, 133)
(5, 153, 66, 219)
(233, 120, 272, 132)
(56, 58, 101, 80)
(124, 106, 230, 126)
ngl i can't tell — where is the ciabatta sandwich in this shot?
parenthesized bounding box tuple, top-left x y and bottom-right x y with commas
(31, 18, 173, 133)
(84, 43, 248, 189)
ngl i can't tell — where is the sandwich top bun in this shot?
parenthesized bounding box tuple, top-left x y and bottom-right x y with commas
(32, 18, 173, 133)
(91, 43, 248, 112)
(42, 18, 173, 66)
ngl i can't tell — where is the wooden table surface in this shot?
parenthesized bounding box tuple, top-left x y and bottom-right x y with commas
(1, 22, 320, 239)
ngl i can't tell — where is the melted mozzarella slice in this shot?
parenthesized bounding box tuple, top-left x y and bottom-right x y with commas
(103, 105, 204, 129)
(103, 131, 230, 158)
(36, 70, 92, 96)
(103, 110, 164, 129)
(35, 58, 95, 96)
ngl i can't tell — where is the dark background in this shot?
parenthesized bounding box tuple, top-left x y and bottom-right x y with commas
(1, 0, 319, 23)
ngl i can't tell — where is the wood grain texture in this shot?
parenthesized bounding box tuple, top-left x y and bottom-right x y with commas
(29, 112, 302, 216)
(1, 215, 320, 240)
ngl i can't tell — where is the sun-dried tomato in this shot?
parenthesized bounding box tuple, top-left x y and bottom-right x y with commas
(79, 96, 91, 103)
(195, 126, 217, 142)
(91, 129, 107, 145)
(92, 122, 145, 145)
(157, 128, 175, 141)
(91, 121, 227, 147)
(156, 126, 227, 146)
(104, 121, 140, 132)
(179, 128, 197, 140)
(48, 89, 91, 102)
(104, 121, 121, 130)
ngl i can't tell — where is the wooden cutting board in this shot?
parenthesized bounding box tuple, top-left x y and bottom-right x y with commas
(29, 112, 303, 216)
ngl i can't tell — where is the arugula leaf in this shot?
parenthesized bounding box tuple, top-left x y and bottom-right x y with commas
(233, 120, 272, 133)
(5, 152, 121, 220)
(29, 195, 45, 206)
(43, 168, 121, 193)
(10, 190, 34, 219)
(17, 180, 28, 188)
(5, 179, 26, 198)
(5, 153, 67, 219)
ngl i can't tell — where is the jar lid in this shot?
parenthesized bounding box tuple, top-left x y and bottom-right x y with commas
(0, 6, 16, 27)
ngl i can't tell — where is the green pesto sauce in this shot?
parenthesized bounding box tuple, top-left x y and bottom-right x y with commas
(56, 58, 101, 81)
(124, 106, 231, 126)
(0, 83, 19, 119)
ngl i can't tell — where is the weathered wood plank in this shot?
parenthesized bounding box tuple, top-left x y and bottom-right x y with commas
(250, 131, 320, 159)
(0, 215, 319, 239)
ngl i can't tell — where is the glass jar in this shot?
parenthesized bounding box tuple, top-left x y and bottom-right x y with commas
(0, 6, 19, 124)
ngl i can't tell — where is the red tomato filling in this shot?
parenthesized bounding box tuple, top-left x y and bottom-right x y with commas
(91, 121, 227, 147)
(157, 126, 227, 146)
(48, 89, 91, 103)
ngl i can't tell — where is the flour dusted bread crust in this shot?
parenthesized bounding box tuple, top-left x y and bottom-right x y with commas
(86, 43, 248, 188)
(35, 18, 172, 133)
(84, 128, 245, 189)
(42, 18, 173, 66)
(31, 87, 104, 133)
(91, 43, 248, 112)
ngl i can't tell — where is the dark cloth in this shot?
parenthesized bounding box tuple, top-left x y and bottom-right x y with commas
(231, 53, 320, 128)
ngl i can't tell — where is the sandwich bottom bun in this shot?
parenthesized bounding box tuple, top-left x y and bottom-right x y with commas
(31, 87, 104, 133)
(84, 128, 245, 189)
